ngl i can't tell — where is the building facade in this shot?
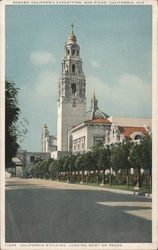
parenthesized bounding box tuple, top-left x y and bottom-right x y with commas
(68, 94, 151, 155)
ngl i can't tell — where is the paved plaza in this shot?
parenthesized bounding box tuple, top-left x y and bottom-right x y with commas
(5, 178, 152, 243)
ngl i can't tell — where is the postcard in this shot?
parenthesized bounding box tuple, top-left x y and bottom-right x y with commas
(0, 0, 158, 250)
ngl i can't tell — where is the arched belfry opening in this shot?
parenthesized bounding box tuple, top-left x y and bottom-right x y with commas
(71, 83, 76, 94)
(72, 64, 75, 74)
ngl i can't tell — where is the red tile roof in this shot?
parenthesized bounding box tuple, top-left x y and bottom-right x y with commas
(119, 126, 148, 138)
(86, 118, 111, 124)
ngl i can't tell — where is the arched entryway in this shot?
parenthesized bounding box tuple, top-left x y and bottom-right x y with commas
(12, 157, 23, 177)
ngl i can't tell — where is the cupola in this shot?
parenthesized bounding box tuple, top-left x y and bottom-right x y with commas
(67, 24, 77, 44)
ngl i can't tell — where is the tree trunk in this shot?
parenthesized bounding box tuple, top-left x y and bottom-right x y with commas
(109, 168, 112, 186)
(126, 169, 129, 189)
(137, 167, 141, 188)
(149, 167, 152, 192)
(58, 172, 61, 181)
(102, 170, 105, 185)
(95, 170, 99, 184)
(82, 171, 84, 182)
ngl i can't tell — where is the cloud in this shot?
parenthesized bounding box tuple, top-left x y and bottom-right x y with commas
(86, 73, 151, 118)
(90, 60, 101, 68)
(30, 50, 56, 65)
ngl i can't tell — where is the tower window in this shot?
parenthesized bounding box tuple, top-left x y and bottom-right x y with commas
(72, 64, 75, 74)
(77, 50, 79, 56)
(67, 49, 70, 55)
(71, 83, 76, 93)
(72, 50, 75, 56)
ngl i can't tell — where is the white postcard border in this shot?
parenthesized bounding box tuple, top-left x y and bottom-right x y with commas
(0, 0, 157, 250)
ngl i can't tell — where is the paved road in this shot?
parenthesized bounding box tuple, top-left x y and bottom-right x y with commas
(5, 178, 152, 243)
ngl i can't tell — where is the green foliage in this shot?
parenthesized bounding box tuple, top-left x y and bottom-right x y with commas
(49, 159, 58, 178)
(129, 136, 152, 170)
(128, 135, 152, 187)
(83, 151, 95, 171)
(5, 80, 28, 168)
(111, 139, 133, 171)
(5, 81, 20, 167)
(97, 146, 111, 171)
(28, 135, 152, 189)
(140, 135, 152, 170)
(75, 154, 85, 171)
(91, 142, 103, 170)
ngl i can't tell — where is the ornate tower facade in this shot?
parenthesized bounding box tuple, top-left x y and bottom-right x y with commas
(57, 25, 86, 151)
(42, 124, 49, 152)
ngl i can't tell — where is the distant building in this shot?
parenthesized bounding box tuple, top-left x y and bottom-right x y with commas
(42, 124, 57, 152)
(16, 150, 51, 177)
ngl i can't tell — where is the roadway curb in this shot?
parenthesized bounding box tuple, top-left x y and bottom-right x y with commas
(6, 178, 152, 198)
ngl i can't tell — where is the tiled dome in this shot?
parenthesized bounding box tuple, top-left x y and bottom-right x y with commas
(86, 91, 109, 120)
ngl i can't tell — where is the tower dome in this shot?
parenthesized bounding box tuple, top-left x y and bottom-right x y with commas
(86, 91, 109, 120)
(67, 24, 77, 44)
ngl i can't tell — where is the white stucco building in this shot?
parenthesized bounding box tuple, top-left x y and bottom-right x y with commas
(68, 93, 151, 155)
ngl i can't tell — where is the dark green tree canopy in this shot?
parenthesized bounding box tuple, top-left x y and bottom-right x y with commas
(5, 80, 28, 168)
(5, 81, 20, 167)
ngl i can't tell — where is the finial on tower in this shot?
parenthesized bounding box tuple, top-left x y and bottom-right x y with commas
(93, 89, 96, 100)
(44, 123, 47, 129)
(71, 23, 74, 34)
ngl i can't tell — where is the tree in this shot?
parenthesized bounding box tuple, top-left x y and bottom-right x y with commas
(97, 146, 111, 185)
(5, 81, 20, 167)
(129, 143, 143, 187)
(129, 135, 152, 188)
(82, 151, 95, 182)
(38, 159, 52, 179)
(119, 139, 133, 188)
(75, 154, 85, 182)
(140, 135, 152, 189)
(62, 155, 77, 182)
(5, 80, 28, 168)
(111, 139, 133, 188)
(49, 159, 58, 179)
(29, 158, 42, 178)
(91, 142, 103, 183)
(84, 151, 95, 171)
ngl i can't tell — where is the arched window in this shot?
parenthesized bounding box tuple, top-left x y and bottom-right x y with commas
(71, 83, 76, 94)
(72, 49, 75, 56)
(67, 49, 70, 55)
(135, 135, 141, 140)
(72, 64, 75, 74)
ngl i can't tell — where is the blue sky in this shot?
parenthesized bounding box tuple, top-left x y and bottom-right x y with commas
(5, 5, 152, 151)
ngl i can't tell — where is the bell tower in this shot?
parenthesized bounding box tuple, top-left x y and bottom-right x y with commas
(57, 25, 86, 151)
